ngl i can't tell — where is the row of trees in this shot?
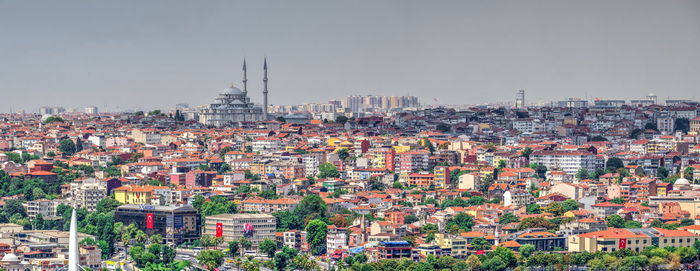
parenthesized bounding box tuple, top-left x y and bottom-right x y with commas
(340, 242, 700, 271)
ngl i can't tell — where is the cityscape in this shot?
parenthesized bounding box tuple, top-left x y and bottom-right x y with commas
(2, 1, 700, 271)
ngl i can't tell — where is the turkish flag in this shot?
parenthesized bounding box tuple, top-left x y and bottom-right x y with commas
(619, 238, 627, 249)
(215, 223, 223, 237)
(146, 213, 154, 229)
(476, 250, 485, 255)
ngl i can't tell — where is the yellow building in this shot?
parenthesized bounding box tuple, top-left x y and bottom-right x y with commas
(649, 196, 700, 218)
(435, 233, 468, 258)
(392, 145, 411, 153)
(568, 228, 699, 253)
(327, 137, 342, 146)
(113, 185, 169, 204)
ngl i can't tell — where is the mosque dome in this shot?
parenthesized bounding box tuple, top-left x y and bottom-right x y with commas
(1, 253, 19, 263)
(222, 85, 244, 95)
(675, 177, 690, 186)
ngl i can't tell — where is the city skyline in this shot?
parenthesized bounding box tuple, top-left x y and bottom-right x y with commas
(2, 0, 700, 112)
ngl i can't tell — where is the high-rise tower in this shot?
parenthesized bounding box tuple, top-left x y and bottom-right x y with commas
(515, 89, 526, 108)
(263, 57, 269, 120)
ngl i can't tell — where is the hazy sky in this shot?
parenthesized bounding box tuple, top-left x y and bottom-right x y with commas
(1, 0, 700, 112)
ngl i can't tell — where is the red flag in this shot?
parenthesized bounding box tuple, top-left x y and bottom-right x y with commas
(146, 213, 154, 229)
(619, 238, 627, 249)
(476, 250, 485, 255)
(215, 222, 223, 237)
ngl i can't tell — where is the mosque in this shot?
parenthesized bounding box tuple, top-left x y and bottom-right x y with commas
(199, 58, 269, 127)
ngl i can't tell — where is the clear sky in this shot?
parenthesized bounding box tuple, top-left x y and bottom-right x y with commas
(1, 0, 699, 112)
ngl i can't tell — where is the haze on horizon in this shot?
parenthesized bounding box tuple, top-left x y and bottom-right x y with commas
(1, 0, 699, 113)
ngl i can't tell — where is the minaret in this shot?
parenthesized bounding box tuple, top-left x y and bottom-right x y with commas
(242, 58, 248, 94)
(68, 208, 79, 271)
(263, 57, 269, 120)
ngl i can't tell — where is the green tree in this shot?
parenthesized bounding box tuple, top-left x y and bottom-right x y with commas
(521, 147, 533, 159)
(610, 197, 625, 204)
(675, 118, 690, 133)
(526, 203, 541, 214)
(218, 163, 230, 174)
(529, 163, 547, 179)
(490, 246, 516, 268)
(59, 139, 77, 155)
(607, 214, 625, 228)
(590, 135, 608, 142)
(576, 168, 590, 180)
(436, 123, 451, 133)
(519, 217, 556, 230)
(239, 237, 252, 252)
(544, 202, 565, 216)
(561, 199, 579, 211)
(446, 213, 474, 232)
(466, 196, 486, 206)
(305, 219, 328, 256)
(196, 250, 225, 271)
(227, 241, 239, 258)
(624, 220, 643, 228)
(273, 246, 298, 271)
(318, 162, 340, 178)
(259, 189, 278, 199)
(336, 148, 350, 161)
(43, 116, 65, 124)
(645, 122, 658, 131)
(193, 195, 237, 218)
(470, 237, 491, 250)
(587, 258, 606, 270)
(657, 167, 669, 179)
(335, 115, 349, 124)
(408, 261, 434, 271)
(606, 158, 625, 171)
(481, 255, 507, 271)
(149, 234, 164, 244)
(291, 254, 320, 271)
(630, 128, 643, 139)
(404, 215, 419, 224)
(259, 238, 277, 258)
(675, 246, 697, 263)
(96, 197, 122, 213)
(161, 246, 175, 264)
(465, 255, 482, 271)
(519, 244, 535, 258)
(293, 195, 328, 225)
(498, 213, 519, 224)
(273, 210, 302, 231)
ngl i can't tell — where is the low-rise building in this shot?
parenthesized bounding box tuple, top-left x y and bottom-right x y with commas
(568, 228, 700, 253)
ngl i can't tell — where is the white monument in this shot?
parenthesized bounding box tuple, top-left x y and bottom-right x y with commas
(68, 209, 79, 271)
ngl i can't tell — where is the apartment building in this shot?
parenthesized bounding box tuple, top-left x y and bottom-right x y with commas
(240, 198, 300, 213)
(529, 150, 599, 175)
(113, 185, 170, 205)
(326, 225, 348, 251)
(395, 151, 429, 173)
(69, 178, 107, 212)
(568, 228, 699, 253)
(24, 199, 68, 219)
